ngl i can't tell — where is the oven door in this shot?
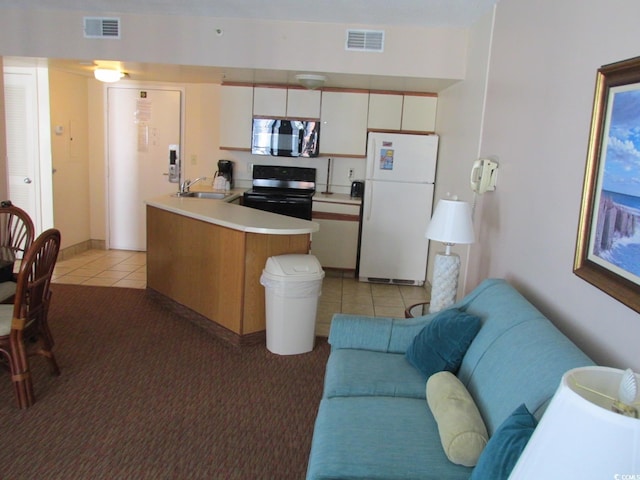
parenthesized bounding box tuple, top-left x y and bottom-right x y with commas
(242, 193, 312, 220)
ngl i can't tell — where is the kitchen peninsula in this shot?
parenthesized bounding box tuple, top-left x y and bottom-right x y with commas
(145, 194, 319, 345)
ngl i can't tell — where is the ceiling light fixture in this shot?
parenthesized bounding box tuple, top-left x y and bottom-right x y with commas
(94, 68, 125, 83)
(296, 74, 327, 90)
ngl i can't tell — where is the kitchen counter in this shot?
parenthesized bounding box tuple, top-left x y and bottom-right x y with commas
(146, 191, 319, 235)
(145, 193, 318, 345)
(314, 192, 362, 205)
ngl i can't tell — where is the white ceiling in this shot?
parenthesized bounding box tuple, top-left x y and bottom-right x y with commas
(1, 0, 500, 91)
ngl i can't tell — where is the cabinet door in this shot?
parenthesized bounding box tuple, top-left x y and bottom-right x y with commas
(253, 87, 287, 117)
(287, 89, 321, 118)
(320, 91, 369, 157)
(401, 95, 437, 132)
(220, 85, 254, 149)
(311, 201, 361, 269)
(368, 93, 402, 130)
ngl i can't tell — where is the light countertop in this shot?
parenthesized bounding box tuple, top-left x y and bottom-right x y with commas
(145, 191, 319, 235)
(313, 192, 362, 205)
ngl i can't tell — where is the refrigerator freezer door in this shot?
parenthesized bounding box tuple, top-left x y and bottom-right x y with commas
(359, 180, 434, 285)
(367, 133, 438, 184)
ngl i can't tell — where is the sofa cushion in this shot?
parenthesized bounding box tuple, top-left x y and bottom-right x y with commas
(455, 279, 594, 435)
(405, 308, 481, 379)
(306, 396, 473, 480)
(469, 403, 536, 480)
(426, 371, 488, 467)
(459, 318, 594, 435)
(324, 349, 427, 399)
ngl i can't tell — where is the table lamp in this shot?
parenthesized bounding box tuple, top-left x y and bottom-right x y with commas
(509, 366, 640, 479)
(425, 198, 474, 313)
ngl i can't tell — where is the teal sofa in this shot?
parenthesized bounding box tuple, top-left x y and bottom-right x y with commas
(306, 278, 594, 480)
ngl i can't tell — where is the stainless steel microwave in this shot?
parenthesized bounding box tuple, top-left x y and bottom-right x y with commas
(251, 118, 320, 157)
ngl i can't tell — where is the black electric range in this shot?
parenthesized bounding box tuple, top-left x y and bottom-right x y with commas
(242, 165, 316, 220)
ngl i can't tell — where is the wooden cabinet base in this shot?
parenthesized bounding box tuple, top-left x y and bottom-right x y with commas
(147, 288, 265, 346)
(146, 206, 310, 340)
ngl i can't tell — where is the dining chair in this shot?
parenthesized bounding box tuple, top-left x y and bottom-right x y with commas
(0, 228, 61, 409)
(0, 202, 35, 302)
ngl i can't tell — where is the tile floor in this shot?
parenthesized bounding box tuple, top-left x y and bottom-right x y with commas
(52, 249, 431, 336)
(52, 249, 147, 289)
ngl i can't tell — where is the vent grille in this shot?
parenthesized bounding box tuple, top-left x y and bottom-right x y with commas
(346, 29, 384, 52)
(84, 17, 121, 39)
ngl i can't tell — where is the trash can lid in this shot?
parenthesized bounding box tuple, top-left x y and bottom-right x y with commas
(264, 254, 324, 280)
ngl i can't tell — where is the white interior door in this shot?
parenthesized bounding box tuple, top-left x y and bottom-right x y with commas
(108, 86, 182, 251)
(3, 64, 54, 233)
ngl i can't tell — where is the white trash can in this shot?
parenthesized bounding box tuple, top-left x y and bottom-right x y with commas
(260, 254, 325, 355)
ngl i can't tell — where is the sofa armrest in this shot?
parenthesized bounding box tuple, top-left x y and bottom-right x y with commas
(328, 313, 436, 353)
(328, 314, 393, 351)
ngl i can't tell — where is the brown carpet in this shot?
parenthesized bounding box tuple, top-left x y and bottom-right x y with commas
(0, 284, 330, 479)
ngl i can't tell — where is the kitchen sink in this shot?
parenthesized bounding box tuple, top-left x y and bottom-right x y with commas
(173, 191, 231, 199)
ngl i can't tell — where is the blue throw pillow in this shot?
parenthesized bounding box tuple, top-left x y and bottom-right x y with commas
(405, 308, 481, 379)
(469, 404, 537, 480)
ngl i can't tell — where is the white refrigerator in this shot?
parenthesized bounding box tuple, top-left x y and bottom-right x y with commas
(358, 132, 439, 286)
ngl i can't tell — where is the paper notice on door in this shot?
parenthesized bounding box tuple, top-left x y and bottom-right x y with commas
(137, 124, 149, 153)
(379, 148, 394, 170)
(135, 98, 152, 122)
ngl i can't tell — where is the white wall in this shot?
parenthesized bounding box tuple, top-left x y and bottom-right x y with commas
(468, 0, 640, 371)
(0, 8, 467, 86)
(430, 8, 495, 296)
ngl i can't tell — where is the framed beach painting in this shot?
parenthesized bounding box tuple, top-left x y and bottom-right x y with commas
(574, 56, 640, 313)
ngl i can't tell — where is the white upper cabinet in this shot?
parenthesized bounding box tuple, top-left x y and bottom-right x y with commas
(253, 87, 287, 117)
(253, 87, 321, 118)
(320, 91, 369, 157)
(219, 85, 254, 149)
(368, 93, 403, 130)
(368, 93, 438, 132)
(402, 95, 437, 132)
(286, 89, 321, 118)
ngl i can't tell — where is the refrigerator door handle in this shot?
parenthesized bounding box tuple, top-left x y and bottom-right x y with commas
(365, 181, 373, 220)
(367, 136, 376, 180)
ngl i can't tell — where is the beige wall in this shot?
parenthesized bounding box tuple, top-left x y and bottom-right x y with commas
(0, 57, 6, 200)
(467, 0, 640, 371)
(49, 69, 91, 248)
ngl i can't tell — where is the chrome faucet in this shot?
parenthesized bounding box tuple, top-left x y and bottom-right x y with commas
(179, 177, 207, 194)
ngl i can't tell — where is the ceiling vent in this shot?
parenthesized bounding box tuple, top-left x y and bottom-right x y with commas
(83, 17, 121, 39)
(345, 29, 385, 53)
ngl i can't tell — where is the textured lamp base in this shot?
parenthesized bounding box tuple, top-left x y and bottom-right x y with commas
(429, 253, 461, 313)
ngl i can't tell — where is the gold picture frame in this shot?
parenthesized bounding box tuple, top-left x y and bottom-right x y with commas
(574, 56, 640, 313)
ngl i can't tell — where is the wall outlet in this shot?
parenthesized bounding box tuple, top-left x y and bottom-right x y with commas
(348, 168, 354, 180)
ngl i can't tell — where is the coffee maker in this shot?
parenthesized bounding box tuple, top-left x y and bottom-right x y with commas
(216, 159, 233, 189)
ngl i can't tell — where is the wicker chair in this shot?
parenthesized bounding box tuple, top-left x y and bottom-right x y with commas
(0, 228, 61, 408)
(0, 202, 35, 302)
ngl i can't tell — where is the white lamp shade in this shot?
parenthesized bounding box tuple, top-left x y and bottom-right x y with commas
(510, 366, 640, 479)
(94, 68, 125, 83)
(426, 199, 475, 244)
